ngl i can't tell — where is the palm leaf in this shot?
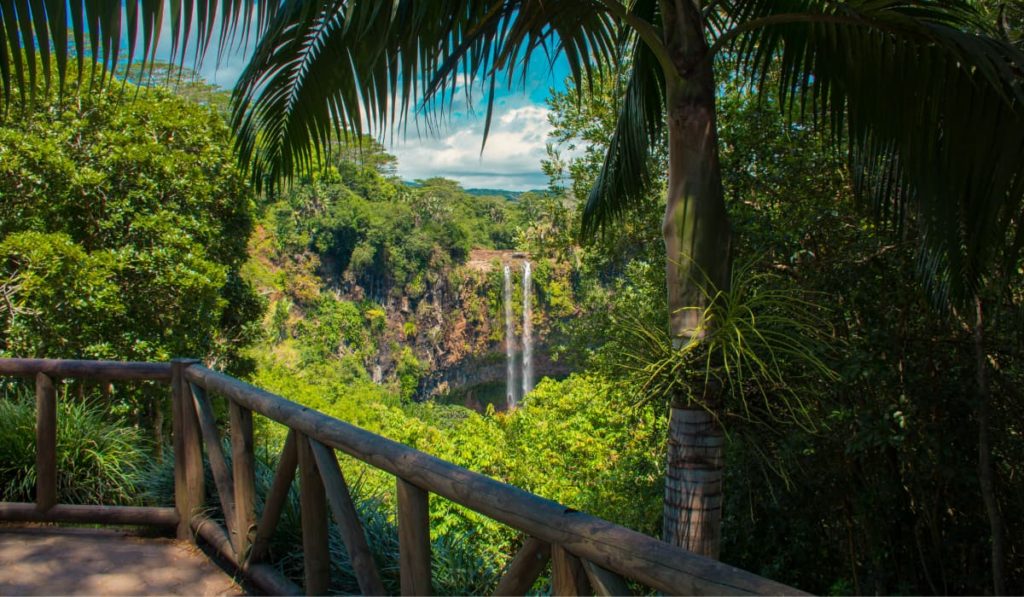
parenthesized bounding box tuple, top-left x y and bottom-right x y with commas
(715, 0, 1024, 307)
(0, 0, 273, 107)
(581, 0, 666, 238)
(231, 0, 618, 192)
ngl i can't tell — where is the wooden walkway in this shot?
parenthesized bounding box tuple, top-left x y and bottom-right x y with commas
(0, 525, 243, 596)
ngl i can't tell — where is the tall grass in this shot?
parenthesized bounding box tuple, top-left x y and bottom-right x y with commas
(0, 390, 148, 505)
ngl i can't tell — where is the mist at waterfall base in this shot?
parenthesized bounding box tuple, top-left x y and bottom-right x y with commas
(504, 261, 534, 410)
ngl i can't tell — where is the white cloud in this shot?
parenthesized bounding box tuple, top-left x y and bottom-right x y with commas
(389, 100, 555, 191)
(139, 4, 571, 192)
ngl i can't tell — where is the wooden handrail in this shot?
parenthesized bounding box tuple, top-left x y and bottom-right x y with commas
(0, 503, 178, 526)
(0, 358, 171, 380)
(184, 364, 802, 596)
(0, 357, 805, 596)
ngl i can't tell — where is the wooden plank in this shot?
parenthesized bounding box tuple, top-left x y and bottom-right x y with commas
(583, 559, 632, 596)
(0, 358, 171, 381)
(552, 545, 590, 596)
(34, 372, 57, 512)
(185, 364, 807, 596)
(308, 438, 385, 596)
(398, 477, 431, 596)
(192, 513, 303, 596)
(230, 401, 256, 559)
(493, 537, 551, 596)
(297, 433, 331, 596)
(190, 382, 237, 542)
(0, 503, 178, 527)
(251, 430, 298, 564)
(172, 359, 204, 541)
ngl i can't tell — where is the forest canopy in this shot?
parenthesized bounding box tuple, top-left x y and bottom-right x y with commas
(0, 68, 262, 370)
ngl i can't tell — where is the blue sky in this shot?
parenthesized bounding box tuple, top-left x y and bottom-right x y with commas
(158, 25, 572, 191)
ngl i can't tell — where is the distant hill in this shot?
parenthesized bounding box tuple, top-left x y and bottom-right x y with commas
(466, 188, 552, 200)
(465, 188, 520, 200)
(403, 181, 549, 201)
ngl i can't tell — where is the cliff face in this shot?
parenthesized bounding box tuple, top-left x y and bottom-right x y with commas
(249, 211, 576, 403)
(370, 260, 497, 379)
(346, 249, 571, 402)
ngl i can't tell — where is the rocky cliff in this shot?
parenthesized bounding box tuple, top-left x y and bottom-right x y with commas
(346, 249, 571, 403)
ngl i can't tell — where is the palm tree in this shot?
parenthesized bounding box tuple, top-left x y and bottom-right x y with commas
(2, 0, 1022, 582)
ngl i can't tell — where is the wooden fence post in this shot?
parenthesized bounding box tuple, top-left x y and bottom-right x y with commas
(582, 560, 632, 596)
(230, 401, 256, 559)
(398, 478, 431, 596)
(297, 433, 330, 595)
(191, 383, 237, 541)
(552, 545, 590, 596)
(251, 430, 298, 564)
(35, 372, 57, 512)
(172, 358, 203, 541)
(493, 537, 551, 596)
(309, 439, 384, 596)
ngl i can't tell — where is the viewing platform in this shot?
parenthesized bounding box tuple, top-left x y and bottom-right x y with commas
(0, 525, 241, 595)
(0, 358, 803, 596)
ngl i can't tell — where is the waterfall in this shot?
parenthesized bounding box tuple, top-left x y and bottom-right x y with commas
(503, 263, 517, 409)
(521, 261, 534, 397)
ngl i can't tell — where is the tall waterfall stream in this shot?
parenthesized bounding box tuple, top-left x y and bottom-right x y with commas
(503, 263, 517, 409)
(503, 260, 534, 410)
(522, 261, 534, 398)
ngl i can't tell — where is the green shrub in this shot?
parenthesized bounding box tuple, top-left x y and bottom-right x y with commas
(0, 391, 148, 505)
(395, 347, 424, 401)
(296, 295, 369, 362)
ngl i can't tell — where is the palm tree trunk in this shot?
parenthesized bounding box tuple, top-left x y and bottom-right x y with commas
(662, 6, 731, 344)
(660, 1, 731, 556)
(663, 406, 724, 557)
(974, 296, 1005, 595)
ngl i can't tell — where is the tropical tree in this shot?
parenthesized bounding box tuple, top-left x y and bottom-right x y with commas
(0, 65, 263, 456)
(2, 0, 1023, 575)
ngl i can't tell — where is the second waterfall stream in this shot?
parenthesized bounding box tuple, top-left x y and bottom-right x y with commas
(521, 261, 534, 398)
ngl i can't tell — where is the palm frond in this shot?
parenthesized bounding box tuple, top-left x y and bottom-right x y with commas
(715, 0, 1024, 307)
(581, 0, 666, 238)
(231, 0, 619, 192)
(0, 0, 273, 108)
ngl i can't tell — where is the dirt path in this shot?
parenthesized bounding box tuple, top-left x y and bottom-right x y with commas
(0, 525, 243, 596)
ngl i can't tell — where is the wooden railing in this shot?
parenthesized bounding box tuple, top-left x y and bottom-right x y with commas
(0, 358, 804, 596)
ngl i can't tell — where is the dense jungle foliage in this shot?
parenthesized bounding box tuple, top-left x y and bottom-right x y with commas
(0, 70, 263, 433)
(0, 57, 1021, 595)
